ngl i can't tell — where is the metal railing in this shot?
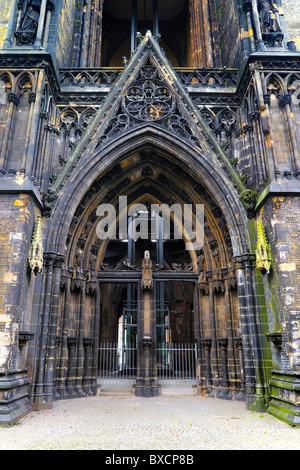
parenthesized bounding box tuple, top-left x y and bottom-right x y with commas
(98, 342, 197, 382)
(98, 342, 137, 380)
(157, 343, 197, 381)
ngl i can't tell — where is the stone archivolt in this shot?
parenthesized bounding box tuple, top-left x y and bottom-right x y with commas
(0, 0, 300, 428)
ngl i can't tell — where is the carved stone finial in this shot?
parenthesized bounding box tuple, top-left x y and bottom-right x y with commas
(28, 215, 43, 275)
(255, 221, 272, 275)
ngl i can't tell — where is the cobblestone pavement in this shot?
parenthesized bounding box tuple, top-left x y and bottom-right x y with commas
(0, 395, 299, 450)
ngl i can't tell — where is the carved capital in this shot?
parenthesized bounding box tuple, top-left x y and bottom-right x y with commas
(201, 338, 212, 350)
(67, 337, 78, 349)
(233, 253, 256, 269)
(19, 331, 35, 346)
(233, 337, 243, 349)
(86, 280, 98, 296)
(266, 332, 282, 349)
(8, 93, 20, 106)
(47, 0, 55, 11)
(198, 280, 209, 295)
(70, 275, 84, 292)
(217, 337, 228, 349)
(278, 93, 292, 108)
(83, 338, 94, 349)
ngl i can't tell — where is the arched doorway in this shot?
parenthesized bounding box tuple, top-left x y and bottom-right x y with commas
(28, 33, 267, 412)
(33, 130, 258, 407)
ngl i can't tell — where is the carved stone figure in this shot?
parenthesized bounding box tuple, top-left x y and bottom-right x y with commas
(19, 0, 42, 32)
(212, 247, 220, 268)
(196, 250, 205, 271)
(258, 1, 284, 46)
(42, 187, 58, 217)
(89, 252, 97, 272)
(74, 247, 83, 268)
(263, 3, 281, 33)
(141, 251, 153, 290)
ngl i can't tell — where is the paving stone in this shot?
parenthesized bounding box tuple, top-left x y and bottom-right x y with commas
(0, 396, 299, 450)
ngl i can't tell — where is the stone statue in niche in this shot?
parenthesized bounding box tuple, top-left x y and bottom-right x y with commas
(89, 252, 97, 273)
(212, 247, 220, 268)
(74, 247, 83, 268)
(258, 1, 283, 46)
(82, 221, 94, 240)
(262, 3, 281, 33)
(15, 0, 42, 44)
(19, 0, 41, 31)
(196, 249, 205, 271)
(141, 251, 153, 290)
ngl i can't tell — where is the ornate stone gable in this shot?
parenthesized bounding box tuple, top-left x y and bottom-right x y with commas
(51, 32, 245, 196)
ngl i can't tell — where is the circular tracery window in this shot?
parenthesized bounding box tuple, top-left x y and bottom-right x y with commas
(123, 79, 175, 122)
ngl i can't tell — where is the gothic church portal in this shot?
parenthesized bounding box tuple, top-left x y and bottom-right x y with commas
(0, 0, 300, 427)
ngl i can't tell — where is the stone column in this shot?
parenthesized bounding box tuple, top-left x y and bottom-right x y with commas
(53, 336, 62, 399)
(42, 0, 55, 49)
(243, 1, 256, 53)
(251, 0, 266, 51)
(278, 93, 300, 178)
(135, 251, 159, 397)
(0, 93, 19, 169)
(66, 337, 78, 397)
(33, 0, 48, 49)
(234, 337, 246, 401)
(207, 270, 219, 395)
(43, 253, 64, 406)
(217, 337, 231, 399)
(82, 338, 94, 395)
(234, 253, 266, 411)
(200, 338, 212, 396)
(1, 0, 18, 50)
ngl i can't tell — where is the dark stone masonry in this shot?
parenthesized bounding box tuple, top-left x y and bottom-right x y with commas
(0, 0, 300, 427)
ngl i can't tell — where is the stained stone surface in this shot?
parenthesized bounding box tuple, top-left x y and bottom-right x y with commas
(0, 0, 10, 47)
(282, 0, 300, 49)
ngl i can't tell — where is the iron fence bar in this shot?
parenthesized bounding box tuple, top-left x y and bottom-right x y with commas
(157, 342, 197, 381)
(98, 342, 137, 380)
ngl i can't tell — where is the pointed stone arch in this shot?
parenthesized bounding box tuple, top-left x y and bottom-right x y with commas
(28, 32, 270, 413)
(30, 120, 269, 409)
(45, 124, 250, 258)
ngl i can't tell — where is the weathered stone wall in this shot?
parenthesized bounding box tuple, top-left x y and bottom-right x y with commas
(212, 0, 244, 68)
(0, 0, 11, 48)
(50, 0, 77, 68)
(262, 196, 300, 371)
(282, 0, 300, 50)
(0, 192, 36, 370)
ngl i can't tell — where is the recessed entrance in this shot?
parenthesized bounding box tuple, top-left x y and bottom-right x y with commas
(97, 211, 198, 395)
(47, 134, 248, 405)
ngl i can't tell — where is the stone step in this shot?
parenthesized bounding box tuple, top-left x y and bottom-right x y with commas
(97, 386, 134, 396)
(160, 389, 197, 396)
(159, 382, 197, 396)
